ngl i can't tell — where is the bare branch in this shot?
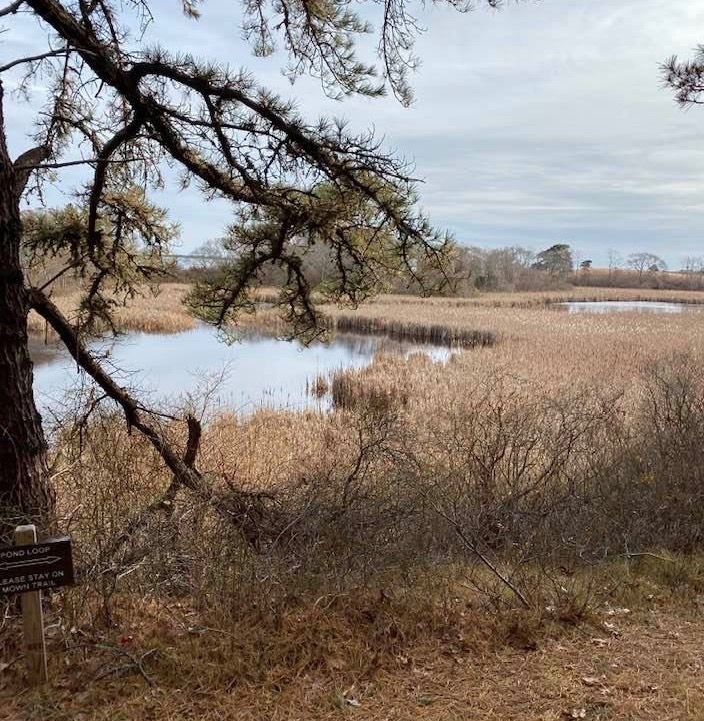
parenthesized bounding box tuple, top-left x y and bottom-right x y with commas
(15, 156, 143, 170)
(34, 259, 81, 291)
(0, 0, 23, 17)
(426, 496, 532, 609)
(0, 47, 73, 74)
(87, 115, 143, 248)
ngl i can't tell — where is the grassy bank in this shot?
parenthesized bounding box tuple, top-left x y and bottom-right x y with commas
(26, 283, 196, 337)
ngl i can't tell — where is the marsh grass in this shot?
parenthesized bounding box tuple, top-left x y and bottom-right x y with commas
(9, 285, 704, 718)
(337, 286, 704, 308)
(331, 313, 496, 347)
(27, 283, 196, 338)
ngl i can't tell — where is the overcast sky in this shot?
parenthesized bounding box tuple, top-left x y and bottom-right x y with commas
(5, 0, 704, 266)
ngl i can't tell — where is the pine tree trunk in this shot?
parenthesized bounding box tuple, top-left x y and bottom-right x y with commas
(0, 86, 53, 533)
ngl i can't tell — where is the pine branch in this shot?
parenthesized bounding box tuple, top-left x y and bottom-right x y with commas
(0, 0, 24, 17)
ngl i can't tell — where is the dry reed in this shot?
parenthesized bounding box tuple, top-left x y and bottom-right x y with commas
(26, 283, 196, 337)
(7, 284, 704, 719)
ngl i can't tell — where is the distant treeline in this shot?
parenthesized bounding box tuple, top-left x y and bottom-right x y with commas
(172, 241, 704, 294)
(570, 267, 704, 291)
(18, 206, 704, 296)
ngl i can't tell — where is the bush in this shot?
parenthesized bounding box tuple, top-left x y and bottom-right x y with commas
(43, 353, 704, 625)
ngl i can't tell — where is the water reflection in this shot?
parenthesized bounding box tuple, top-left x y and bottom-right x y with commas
(555, 301, 704, 314)
(31, 326, 453, 416)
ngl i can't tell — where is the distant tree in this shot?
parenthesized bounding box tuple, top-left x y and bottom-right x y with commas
(580, 259, 593, 271)
(531, 244, 573, 278)
(452, 245, 535, 292)
(682, 256, 704, 274)
(607, 249, 623, 281)
(682, 255, 704, 289)
(626, 253, 667, 283)
(477, 246, 531, 289)
(191, 240, 227, 261)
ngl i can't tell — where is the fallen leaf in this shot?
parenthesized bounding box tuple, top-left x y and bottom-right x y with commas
(582, 676, 602, 687)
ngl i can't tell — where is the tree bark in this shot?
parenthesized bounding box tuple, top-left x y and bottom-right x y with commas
(0, 83, 53, 533)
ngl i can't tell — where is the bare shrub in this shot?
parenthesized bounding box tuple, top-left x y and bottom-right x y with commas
(572, 354, 704, 555)
(42, 352, 704, 632)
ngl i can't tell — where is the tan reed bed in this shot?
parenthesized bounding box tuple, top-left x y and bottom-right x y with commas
(26, 282, 196, 337)
(315, 292, 704, 415)
(331, 313, 496, 348)
(367, 286, 704, 309)
(14, 286, 704, 721)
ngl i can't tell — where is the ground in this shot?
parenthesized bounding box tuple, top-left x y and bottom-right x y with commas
(3, 602, 704, 720)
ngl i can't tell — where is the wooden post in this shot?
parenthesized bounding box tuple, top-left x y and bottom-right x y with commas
(14, 525, 48, 686)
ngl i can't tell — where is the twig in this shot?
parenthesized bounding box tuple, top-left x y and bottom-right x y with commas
(15, 156, 144, 170)
(427, 500, 532, 609)
(0, 0, 24, 17)
(0, 47, 73, 73)
(91, 644, 158, 686)
(622, 552, 675, 563)
(34, 260, 82, 292)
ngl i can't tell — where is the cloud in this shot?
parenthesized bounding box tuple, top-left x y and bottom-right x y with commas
(4, 0, 704, 266)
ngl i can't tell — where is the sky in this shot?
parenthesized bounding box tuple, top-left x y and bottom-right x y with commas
(4, 0, 704, 267)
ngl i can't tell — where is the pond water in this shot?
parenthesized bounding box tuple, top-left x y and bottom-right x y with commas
(556, 301, 704, 314)
(31, 326, 453, 417)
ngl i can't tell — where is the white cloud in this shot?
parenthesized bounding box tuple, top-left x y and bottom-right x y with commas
(4, 0, 704, 266)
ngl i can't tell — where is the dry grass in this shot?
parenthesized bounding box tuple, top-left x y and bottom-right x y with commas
(352, 286, 704, 308)
(3, 569, 704, 720)
(313, 288, 704, 394)
(27, 283, 196, 337)
(242, 288, 704, 376)
(9, 284, 704, 719)
(332, 313, 496, 347)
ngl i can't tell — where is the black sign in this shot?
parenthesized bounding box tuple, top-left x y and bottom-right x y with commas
(0, 537, 74, 595)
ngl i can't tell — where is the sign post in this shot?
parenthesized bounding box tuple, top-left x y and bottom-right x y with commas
(14, 525, 48, 685)
(0, 526, 74, 686)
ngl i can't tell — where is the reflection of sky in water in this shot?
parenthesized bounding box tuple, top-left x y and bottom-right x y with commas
(557, 301, 704, 314)
(32, 327, 453, 418)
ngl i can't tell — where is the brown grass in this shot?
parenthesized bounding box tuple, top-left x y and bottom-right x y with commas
(10, 284, 704, 719)
(353, 286, 704, 308)
(27, 283, 196, 337)
(3, 568, 704, 720)
(312, 288, 704, 394)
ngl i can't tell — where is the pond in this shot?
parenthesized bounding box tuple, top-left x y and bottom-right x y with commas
(31, 326, 454, 417)
(555, 301, 704, 314)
